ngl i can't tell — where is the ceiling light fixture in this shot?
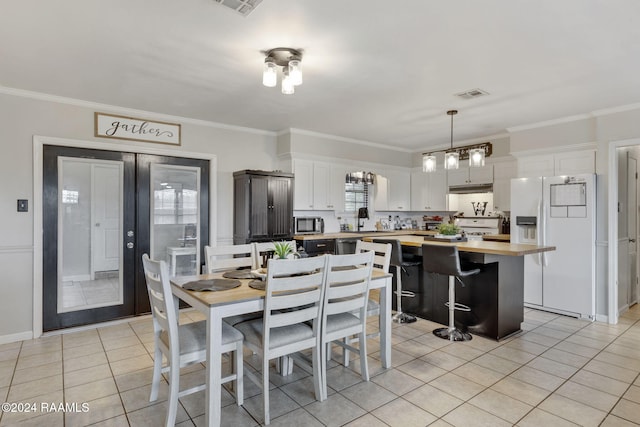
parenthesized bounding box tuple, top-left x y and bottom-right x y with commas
(468, 147, 485, 167)
(262, 47, 303, 95)
(444, 110, 459, 170)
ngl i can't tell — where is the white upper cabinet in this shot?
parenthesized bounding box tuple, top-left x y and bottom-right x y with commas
(447, 165, 493, 186)
(293, 159, 314, 210)
(313, 163, 346, 211)
(374, 170, 411, 212)
(386, 169, 411, 211)
(411, 169, 447, 211)
(293, 160, 346, 211)
(492, 160, 517, 211)
(517, 150, 595, 178)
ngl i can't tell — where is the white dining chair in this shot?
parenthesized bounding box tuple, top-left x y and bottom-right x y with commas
(253, 240, 297, 268)
(234, 255, 328, 425)
(320, 250, 374, 400)
(141, 254, 244, 427)
(204, 243, 255, 273)
(341, 240, 391, 366)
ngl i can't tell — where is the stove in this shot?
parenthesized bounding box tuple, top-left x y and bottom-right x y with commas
(455, 217, 501, 241)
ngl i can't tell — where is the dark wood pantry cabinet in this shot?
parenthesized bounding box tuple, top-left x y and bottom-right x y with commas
(233, 170, 294, 244)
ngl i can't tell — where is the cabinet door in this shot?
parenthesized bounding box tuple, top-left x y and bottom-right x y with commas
(386, 169, 411, 211)
(411, 170, 428, 210)
(269, 176, 293, 239)
(518, 155, 554, 178)
(374, 174, 389, 211)
(312, 162, 331, 210)
(293, 160, 314, 210)
(493, 161, 516, 211)
(554, 150, 595, 175)
(330, 165, 347, 212)
(426, 170, 448, 210)
(249, 176, 270, 240)
(469, 165, 493, 184)
(447, 168, 469, 186)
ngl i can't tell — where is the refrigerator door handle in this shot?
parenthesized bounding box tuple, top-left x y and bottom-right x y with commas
(541, 201, 548, 267)
(536, 198, 543, 265)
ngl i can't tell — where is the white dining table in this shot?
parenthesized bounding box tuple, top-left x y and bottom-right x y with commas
(170, 268, 392, 427)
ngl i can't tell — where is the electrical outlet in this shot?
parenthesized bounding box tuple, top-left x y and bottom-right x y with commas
(17, 199, 28, 212)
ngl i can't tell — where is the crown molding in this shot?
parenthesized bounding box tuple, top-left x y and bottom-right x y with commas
(510, 142, 597, 158)
(282, 128, 414, 153)
(507, 114, 594, 133)
(0, 85, 276, 137)
(591, 102, 640, 117)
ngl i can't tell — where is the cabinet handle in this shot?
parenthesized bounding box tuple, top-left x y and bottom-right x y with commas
(309, 205, 313, 208)
(317, 244, 326, 247)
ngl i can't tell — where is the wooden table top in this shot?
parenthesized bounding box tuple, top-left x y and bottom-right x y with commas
(171, 268, 391, 307)
(364, 234, 555, 256)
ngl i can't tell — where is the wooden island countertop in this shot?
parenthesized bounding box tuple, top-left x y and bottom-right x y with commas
(363, 234, 554, 256)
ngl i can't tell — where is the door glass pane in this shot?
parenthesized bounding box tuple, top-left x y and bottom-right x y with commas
(58, 158, 124, 313)
(150, 164, 200, 276)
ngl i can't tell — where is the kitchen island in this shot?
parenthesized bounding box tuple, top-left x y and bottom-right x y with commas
(364, 235, 554, 340)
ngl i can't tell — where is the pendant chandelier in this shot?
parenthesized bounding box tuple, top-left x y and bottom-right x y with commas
(422, 109, 487, 172)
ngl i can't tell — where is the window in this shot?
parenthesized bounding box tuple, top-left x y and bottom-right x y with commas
(345, 182, 368, 213)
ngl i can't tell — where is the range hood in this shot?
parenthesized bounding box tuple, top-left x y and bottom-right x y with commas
(448, 183, 493, 194)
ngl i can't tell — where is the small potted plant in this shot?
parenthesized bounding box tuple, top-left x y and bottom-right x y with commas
(436, 223, 462, 239)
(272, 241, 294, 259)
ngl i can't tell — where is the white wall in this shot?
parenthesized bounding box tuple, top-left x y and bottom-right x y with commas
(0, 90, 278, 340)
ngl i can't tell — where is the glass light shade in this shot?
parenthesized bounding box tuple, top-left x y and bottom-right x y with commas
(445, 152, 460, 170)
(422, 154, 437, 172)
(288, 59, 302, 86)
(281, 74, 295, 94)
(262, 61, 277, 87)
(469, 148, 485, 167)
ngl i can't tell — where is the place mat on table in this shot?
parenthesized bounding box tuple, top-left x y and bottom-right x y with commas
(183, 279, 241, 292)
(248, 280, 266, 291)
(222, 270, 255, 279)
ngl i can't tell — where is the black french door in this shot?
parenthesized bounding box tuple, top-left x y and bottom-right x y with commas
(43, 146, 209, 331)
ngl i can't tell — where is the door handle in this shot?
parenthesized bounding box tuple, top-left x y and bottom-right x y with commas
(126, 242, 134, 249)
(630, 238, 636, 243)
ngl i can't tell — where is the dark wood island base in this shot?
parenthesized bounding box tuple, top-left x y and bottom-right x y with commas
(365, 235, 555, 341)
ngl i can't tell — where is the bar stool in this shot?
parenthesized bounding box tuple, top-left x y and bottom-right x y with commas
(422, 243, 480, 341)
(374, 239, 421, 323)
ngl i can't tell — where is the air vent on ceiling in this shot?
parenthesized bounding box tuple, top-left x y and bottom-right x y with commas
(214, 0, 262, 16)
(455, 88, 489, 100)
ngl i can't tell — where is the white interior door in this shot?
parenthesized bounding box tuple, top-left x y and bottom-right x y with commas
(629, 155, 638, 305)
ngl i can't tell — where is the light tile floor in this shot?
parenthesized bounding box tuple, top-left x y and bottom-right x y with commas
(0, 306, 639, 426)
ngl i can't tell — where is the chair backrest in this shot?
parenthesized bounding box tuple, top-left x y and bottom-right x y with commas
(421, 243, 464, 276)
(254, 240, 297, 269)
(371, 238, 405, 267)
(204, 244, 255, 273)
(323, 251, 375, 324)
(355, 240, 391, 273)
(142, 254, 179, 346)
(263, 255, 328, 354)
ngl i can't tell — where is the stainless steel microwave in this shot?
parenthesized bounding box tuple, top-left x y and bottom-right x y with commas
(294, 217, 324, 234)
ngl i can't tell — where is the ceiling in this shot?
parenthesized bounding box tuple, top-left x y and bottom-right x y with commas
(2, 0, 640, 152)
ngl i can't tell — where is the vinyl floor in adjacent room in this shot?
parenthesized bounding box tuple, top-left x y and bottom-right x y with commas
(1, 306, 639, 426)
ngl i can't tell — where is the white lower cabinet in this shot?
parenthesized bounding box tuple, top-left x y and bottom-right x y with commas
(411, 169, 447, 211)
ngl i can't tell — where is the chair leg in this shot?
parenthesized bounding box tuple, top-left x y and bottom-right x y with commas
(312, 345, 324, 402)
(433, 275, 472, 341)
(234, 342, 244, 406)
(358, 331, 369, 382)
(342, 339, 350, 367)
(393, 265, 416, 324)
(150, 344, 162, 402)
(262, 358, 270, 425)
(320, 340, 328, 401)
(166, 356, 180, 427)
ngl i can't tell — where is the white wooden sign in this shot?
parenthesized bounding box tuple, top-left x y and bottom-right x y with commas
(95, 112, 181, 145)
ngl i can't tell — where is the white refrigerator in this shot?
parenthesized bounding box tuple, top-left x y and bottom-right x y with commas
(511, 174, 596, 319)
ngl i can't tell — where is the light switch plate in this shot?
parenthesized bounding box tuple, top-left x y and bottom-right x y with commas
(17, 199, 28, 212)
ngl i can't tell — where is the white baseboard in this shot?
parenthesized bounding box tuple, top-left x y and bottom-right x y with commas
(0, 330, 33, 345)
(595, 314, 609, 323)
(62, 274, 91, 282)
